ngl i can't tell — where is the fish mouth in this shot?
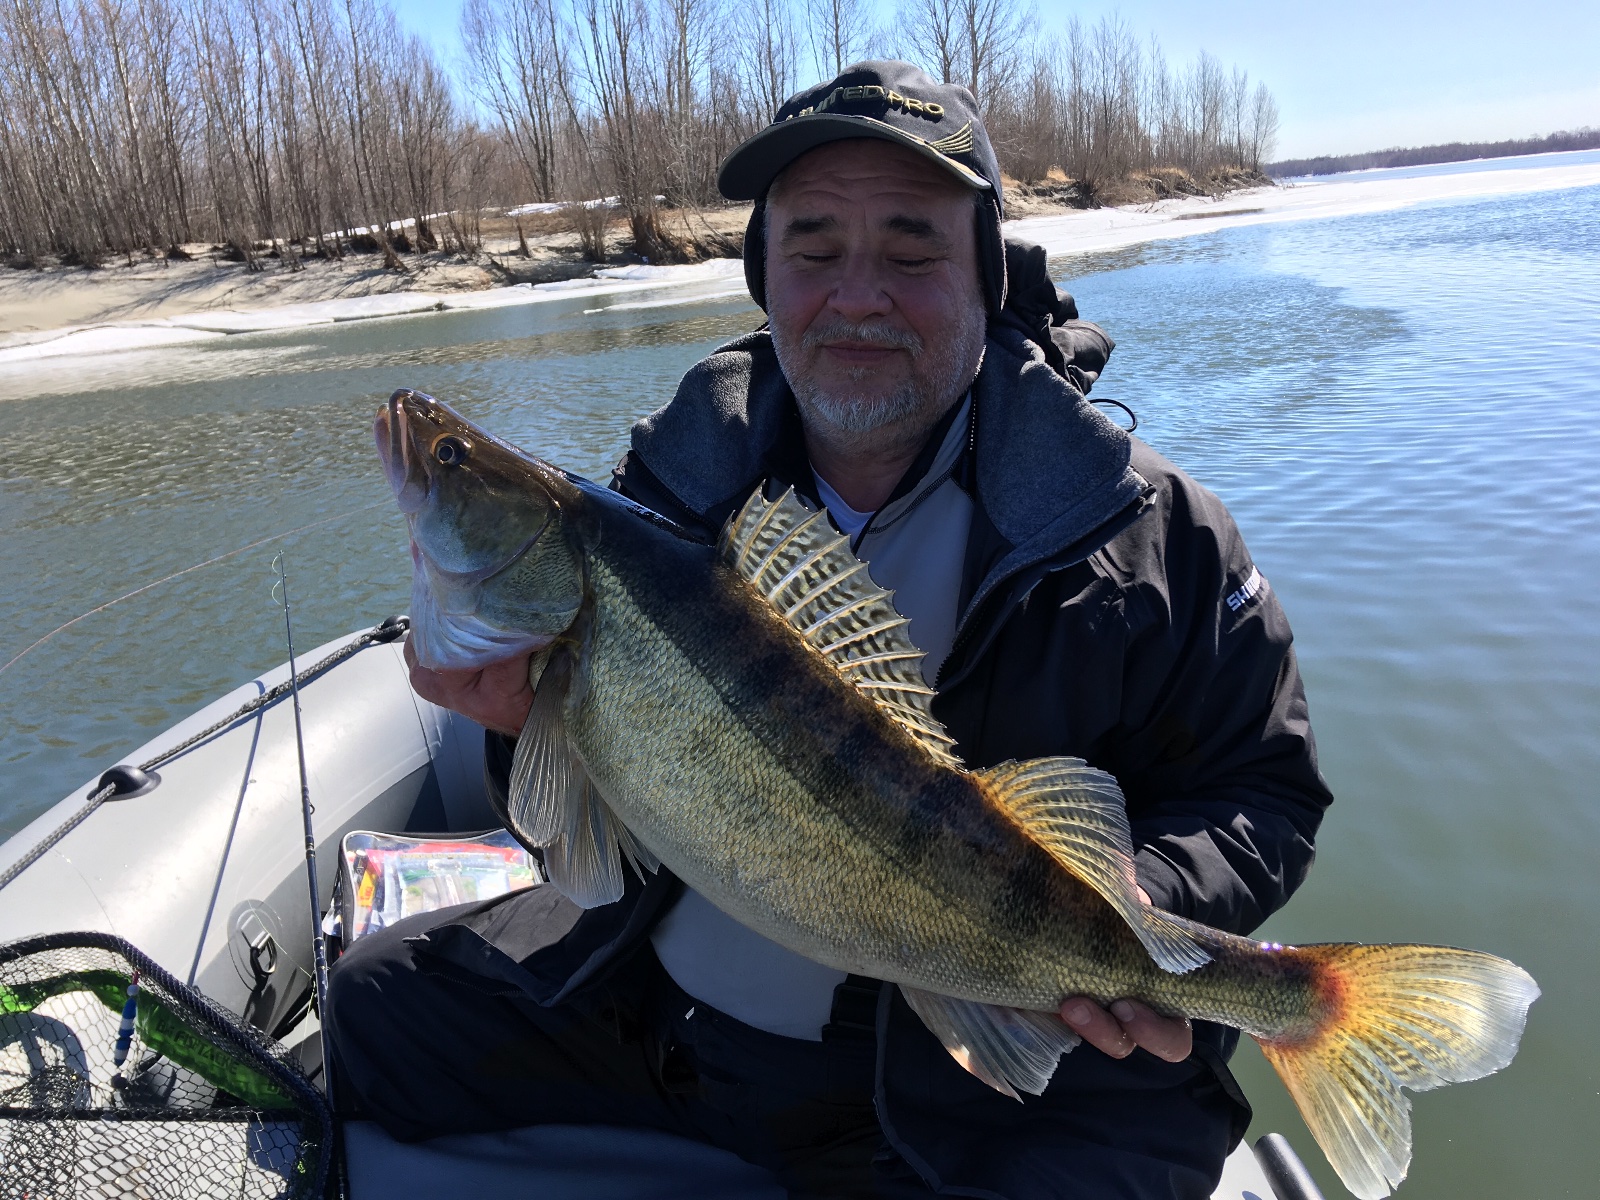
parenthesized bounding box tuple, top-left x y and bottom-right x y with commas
(375, 390, 431, 516)
(375, 387, 556, 586)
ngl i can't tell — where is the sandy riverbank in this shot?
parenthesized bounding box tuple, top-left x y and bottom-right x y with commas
(4, 150, 1597, 369)
(0, 204, 752, 353)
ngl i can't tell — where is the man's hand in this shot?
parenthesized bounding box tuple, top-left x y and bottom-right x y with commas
(1059, 886, 1193, 1063)
(403, 634, 538, 737)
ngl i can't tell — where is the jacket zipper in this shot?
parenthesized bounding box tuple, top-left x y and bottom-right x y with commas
(934, 492, 1153, 693)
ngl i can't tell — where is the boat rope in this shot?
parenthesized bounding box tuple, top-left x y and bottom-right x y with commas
(0, 615, 409, 896)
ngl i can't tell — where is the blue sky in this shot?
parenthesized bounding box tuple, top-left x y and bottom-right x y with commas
(392, 0, 1600, 160)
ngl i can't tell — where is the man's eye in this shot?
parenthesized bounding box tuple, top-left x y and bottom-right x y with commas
(893, 257, 934, 269)
(798, 252, 838, 263)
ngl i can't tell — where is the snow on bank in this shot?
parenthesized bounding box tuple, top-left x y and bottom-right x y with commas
(0, 258, 746, 367)
(506, 196, 619, 217)
(0, 323, 224, 360)
(6, 154, 1597, 370)
(1013, 151, 1600, 257)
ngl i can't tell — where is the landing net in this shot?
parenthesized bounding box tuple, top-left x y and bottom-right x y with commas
(0, 932, 331, 1199)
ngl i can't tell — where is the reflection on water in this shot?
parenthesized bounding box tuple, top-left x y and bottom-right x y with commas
(3, 178, 1598, 1200)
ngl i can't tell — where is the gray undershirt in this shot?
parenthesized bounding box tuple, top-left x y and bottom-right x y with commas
(650, 398, 975, 1040)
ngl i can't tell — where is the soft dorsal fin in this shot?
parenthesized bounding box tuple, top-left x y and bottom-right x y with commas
(976, 758, 1212, 974)
(720, 487, 961, 768)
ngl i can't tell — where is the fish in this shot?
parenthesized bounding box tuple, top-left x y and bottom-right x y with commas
(376, 387, 1539, 1200)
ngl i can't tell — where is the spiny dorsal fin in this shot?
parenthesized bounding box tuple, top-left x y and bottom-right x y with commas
(975, 758, 1212, 974)
(720, 487, 961, 767)
(508, 644, 658, 908)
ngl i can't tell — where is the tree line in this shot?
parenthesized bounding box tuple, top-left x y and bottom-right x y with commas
(0, 0, 485, 269)
(1268, 127, 1600, 178)
(0, 0, 1280, 268)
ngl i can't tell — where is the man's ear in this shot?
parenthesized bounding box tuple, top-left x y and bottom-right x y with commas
(743, 199, 768, 311)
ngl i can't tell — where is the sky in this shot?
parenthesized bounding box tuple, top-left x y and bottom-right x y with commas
(391, 0, 1600, 161)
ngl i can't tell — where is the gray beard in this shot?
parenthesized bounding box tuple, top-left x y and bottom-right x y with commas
(772, 315, 985, 440)
(796, 378, 926, 435)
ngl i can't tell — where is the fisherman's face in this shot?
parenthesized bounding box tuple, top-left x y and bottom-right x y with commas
(765, 140, 987, 446)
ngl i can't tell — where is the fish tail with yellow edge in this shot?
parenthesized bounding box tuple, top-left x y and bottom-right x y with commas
(1254, 942, 1539, 1200)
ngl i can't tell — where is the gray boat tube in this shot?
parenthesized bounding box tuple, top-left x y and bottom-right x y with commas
(0, 623, 494, 1037)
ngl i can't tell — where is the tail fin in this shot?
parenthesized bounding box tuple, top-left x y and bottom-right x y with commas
(1255, 943, 1538, 1200)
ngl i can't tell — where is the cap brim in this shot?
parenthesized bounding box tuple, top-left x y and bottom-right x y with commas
(718, 114, 991, 201)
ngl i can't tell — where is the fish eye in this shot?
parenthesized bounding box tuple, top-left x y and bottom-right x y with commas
(433, 435, 470, 467)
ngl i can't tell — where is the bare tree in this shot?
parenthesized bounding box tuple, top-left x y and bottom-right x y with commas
(462, 0, 569, 203)
(955, 0, 1022, 103)
(283, 0, 354, 256)
(744, 0, 797, 119)
(0, 0, 1282, 268)
(339, 0, 405, 268)
(657, 0, 718, 200)
(805, 0, 873, 78)
(574, 0, 669, 256)
(898, 0, 959, 84)
(1247, 82, 1279, 171)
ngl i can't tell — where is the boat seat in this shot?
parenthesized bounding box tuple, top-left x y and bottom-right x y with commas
(344, 1118, 1281, 1198)
(344, 1120, 786, 1199)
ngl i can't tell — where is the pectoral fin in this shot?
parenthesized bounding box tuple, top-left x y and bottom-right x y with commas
(538, 779, 659, 907)
(508, 646, 582, 847)
(975, 758, 1211, 974)
(900, 986, 1081, 1100)
(508, 643, 656, 908)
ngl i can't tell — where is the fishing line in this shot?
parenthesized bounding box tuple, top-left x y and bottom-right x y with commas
(0, 501, 390, 681)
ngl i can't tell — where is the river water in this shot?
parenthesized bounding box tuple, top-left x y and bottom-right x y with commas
(3, 169, 1597, 1198)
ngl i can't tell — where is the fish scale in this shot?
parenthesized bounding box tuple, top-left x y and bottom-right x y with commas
(378, 387, 1538, 1200)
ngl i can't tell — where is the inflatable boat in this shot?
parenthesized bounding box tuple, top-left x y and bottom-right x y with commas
(0, 620, 1324, 1199)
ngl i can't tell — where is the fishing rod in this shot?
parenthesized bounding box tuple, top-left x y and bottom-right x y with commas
(271, 553, 338, 1113)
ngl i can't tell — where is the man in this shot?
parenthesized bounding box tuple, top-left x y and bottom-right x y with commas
(329, 62, 1332, 1199)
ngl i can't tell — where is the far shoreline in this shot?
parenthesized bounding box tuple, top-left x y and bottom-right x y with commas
(0, 204, 754, 344)
(0, 170, 1253, 346)
(4, 149, 1598, 368)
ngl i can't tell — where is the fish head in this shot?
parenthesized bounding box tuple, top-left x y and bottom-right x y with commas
(376, 388, 592, 670)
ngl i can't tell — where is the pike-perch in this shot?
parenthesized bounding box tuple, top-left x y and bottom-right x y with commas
(377, 388, 1538, 1200)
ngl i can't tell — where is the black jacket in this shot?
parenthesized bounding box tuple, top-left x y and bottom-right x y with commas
(410, 314, 1333, 1198)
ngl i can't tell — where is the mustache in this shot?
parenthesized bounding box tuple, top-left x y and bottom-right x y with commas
(801, 319, 923, 354)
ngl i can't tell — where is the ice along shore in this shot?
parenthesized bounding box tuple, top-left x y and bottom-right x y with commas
(4, 149, 1598, 371)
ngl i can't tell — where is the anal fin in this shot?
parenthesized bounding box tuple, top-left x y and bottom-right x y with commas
(900, 986, 1080, 1100)
(976, 758, 1211, 974)
(507, 643, 654, 908)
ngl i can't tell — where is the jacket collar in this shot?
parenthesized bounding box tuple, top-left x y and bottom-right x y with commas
(629, 324, 1150, 614)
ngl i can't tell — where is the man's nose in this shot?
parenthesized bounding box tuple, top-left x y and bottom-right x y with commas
(826, 253, 895, 322)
